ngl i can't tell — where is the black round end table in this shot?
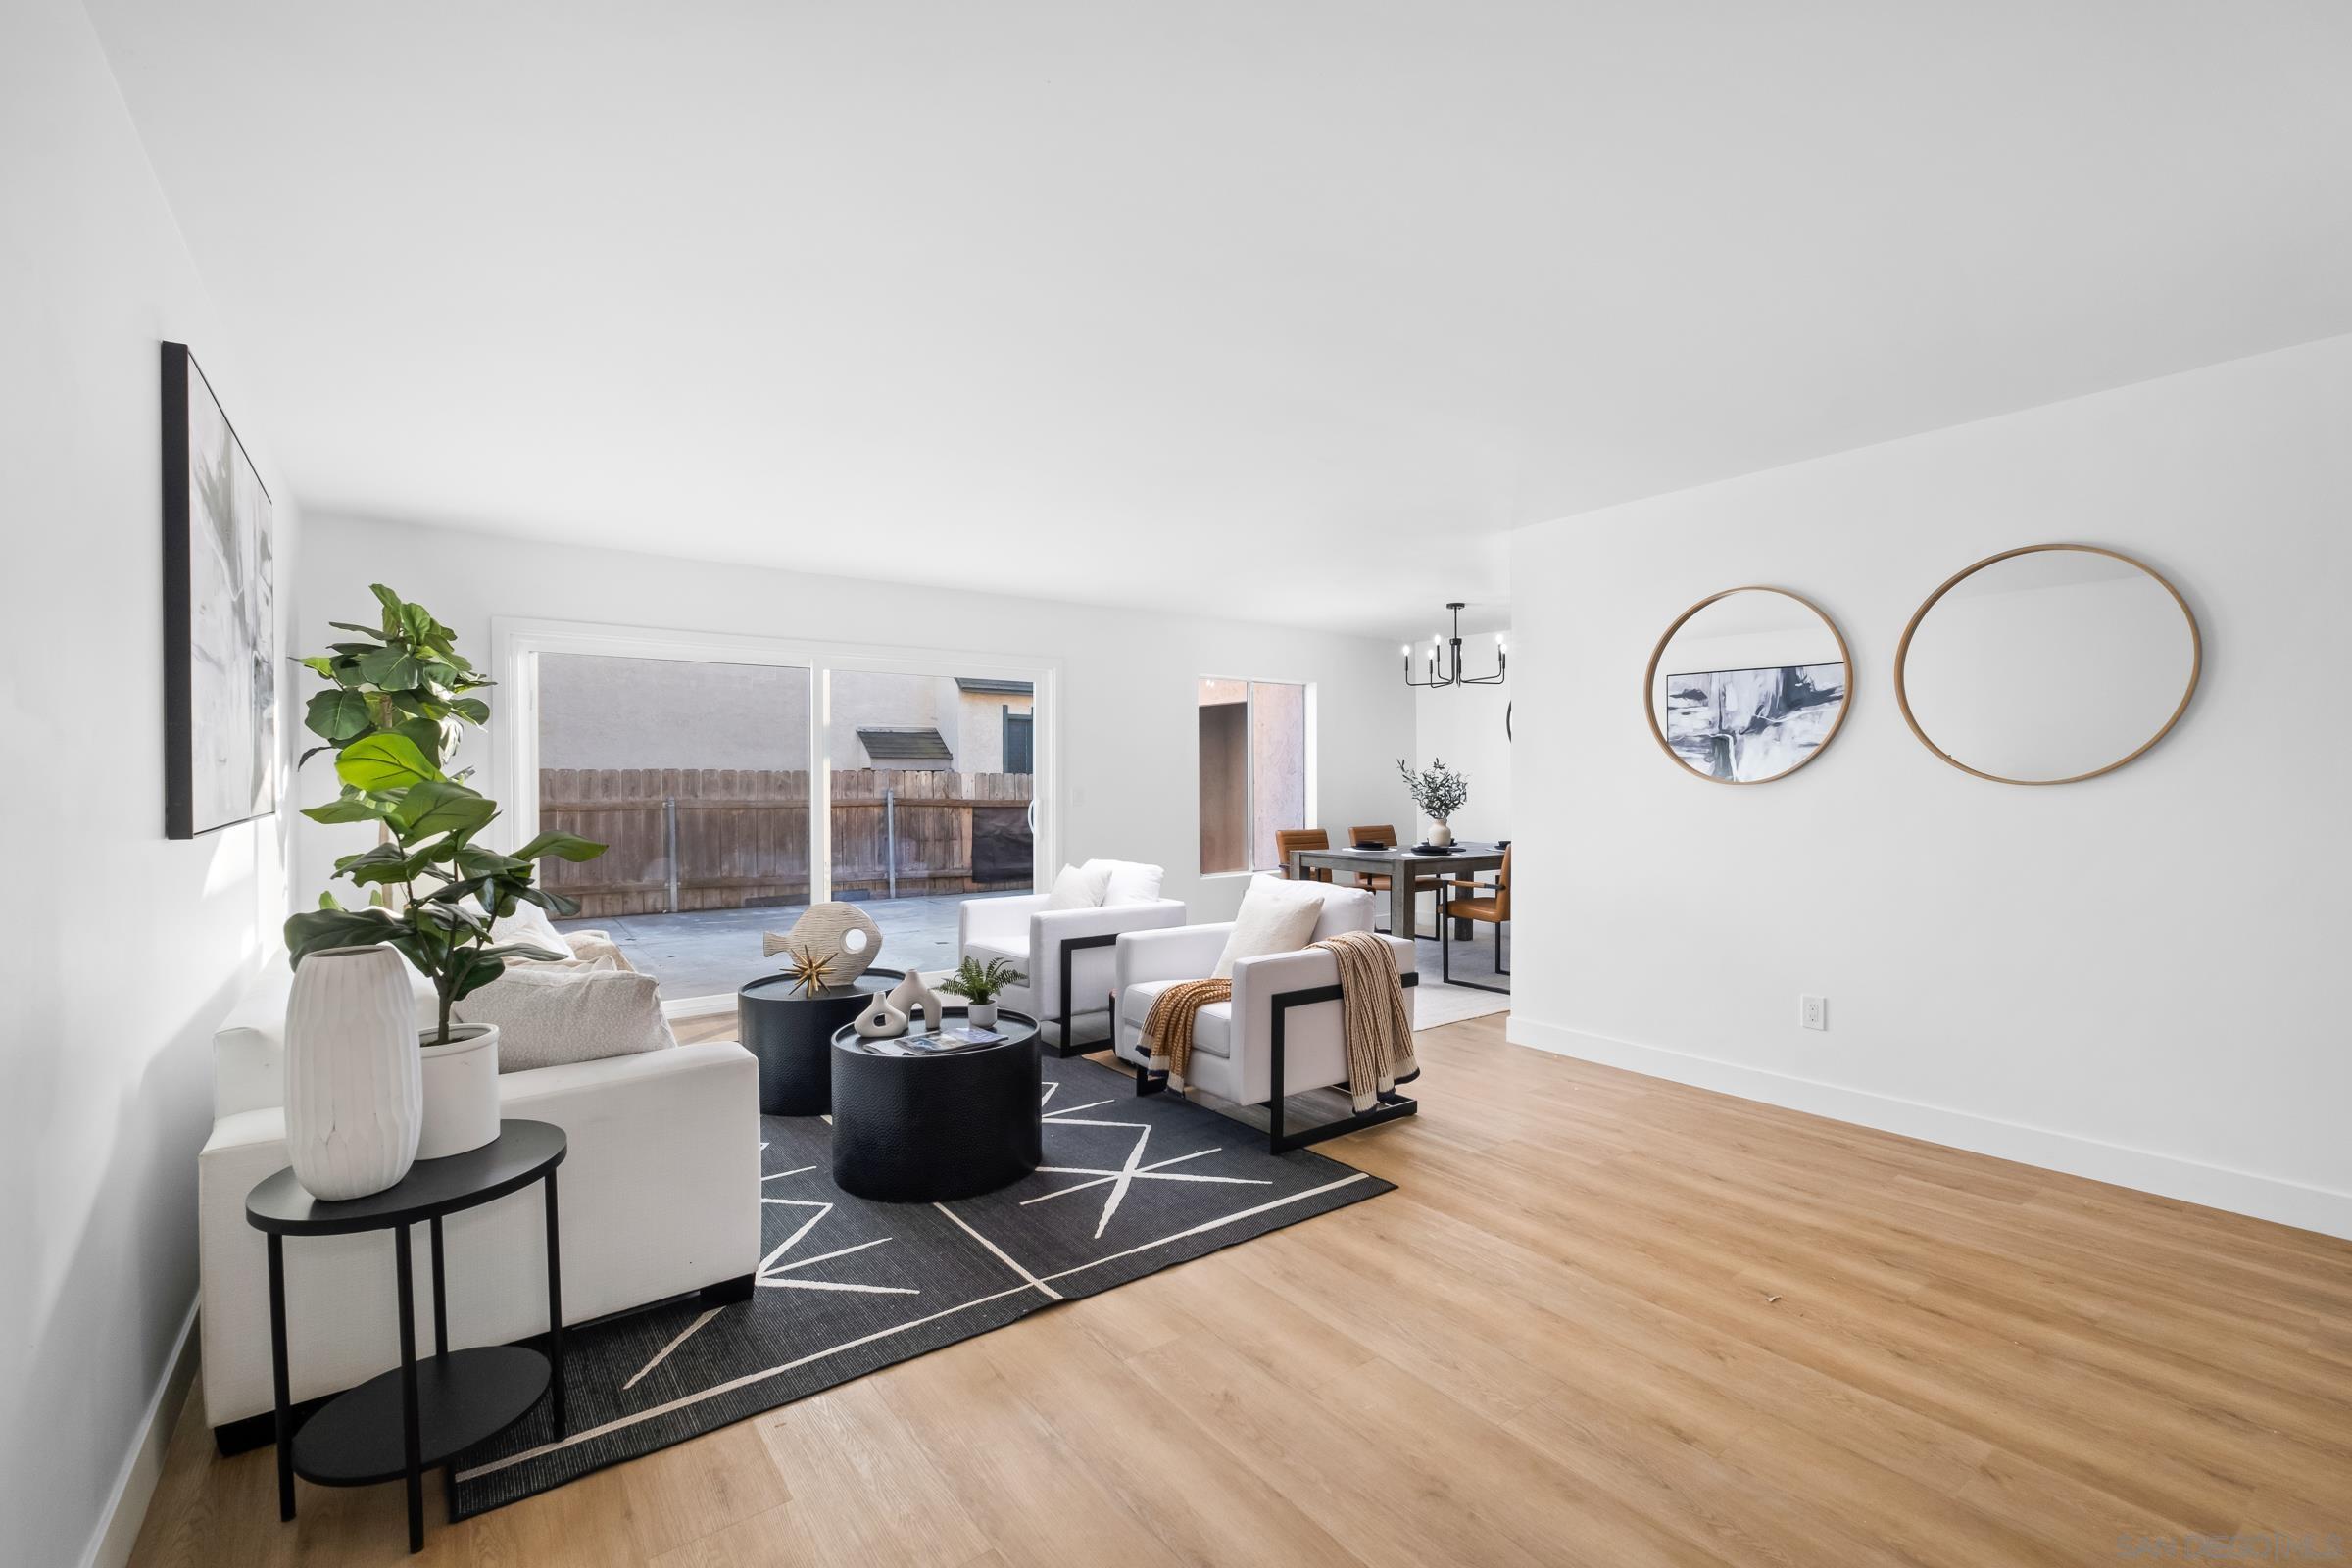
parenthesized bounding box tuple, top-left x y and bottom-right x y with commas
(829, 1010, 1043, 1201)
(739, 967, 906, 1115)
(246, 1119, 567, 1555)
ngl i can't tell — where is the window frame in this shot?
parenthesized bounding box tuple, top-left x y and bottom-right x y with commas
(1197, 673, 1316, 876)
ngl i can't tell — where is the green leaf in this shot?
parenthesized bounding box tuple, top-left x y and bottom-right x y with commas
(301, 792, 394, 824)
(369, 583, 404, 620)
(283, 906, 404, 968)
(304, 689, 372, 742)
(334, 732, 441, 792)
(448, 950, 509, 1002)
(327, 623, 389, 641)
(449, 697, 490, 724)
(386, 714, 447, 768)
(513, 830, 607, 864)
(355, 646, 421, 689)
(298, 655, 338, 678)
(390, 781, 497, 840)
(455, 844, 526, 879)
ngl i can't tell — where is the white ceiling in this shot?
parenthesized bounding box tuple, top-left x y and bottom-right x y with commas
(87, 1, 2352, 639)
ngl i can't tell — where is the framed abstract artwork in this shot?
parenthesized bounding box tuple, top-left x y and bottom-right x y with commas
(1645, 586, 1852, 785)
(162, 341, 277, 838)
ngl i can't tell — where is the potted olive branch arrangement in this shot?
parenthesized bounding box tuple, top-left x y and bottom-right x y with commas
(1396, 757, 1470, 849)
(937, 956, 1025, 1031)
(280, 585, 607, 1181)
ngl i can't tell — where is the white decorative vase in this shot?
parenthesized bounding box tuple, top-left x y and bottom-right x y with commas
(887, 969, 946, 1032)
(417, 1024, 502, 1159)
(284, 946, 422, 1201)
(853, 998, 908, 1039)
(1429, 819, 1454, 848)
(965, 1001, 1000, 1031)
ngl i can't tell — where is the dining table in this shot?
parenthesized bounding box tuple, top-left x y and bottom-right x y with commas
(1287, 840, 1507, 943)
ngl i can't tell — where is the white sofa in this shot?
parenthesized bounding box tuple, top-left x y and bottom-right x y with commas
(957, 865, 1186, 1054)
(197, 958, 760, 1444)
(1111, 883, 1418, 1150)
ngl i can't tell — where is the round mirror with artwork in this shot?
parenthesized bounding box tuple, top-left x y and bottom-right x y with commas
(1895, 544, 2199, 785)
(1645, 587, 1852, 784)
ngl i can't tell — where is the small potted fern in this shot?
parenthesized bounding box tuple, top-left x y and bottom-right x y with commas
(938, 956, 1025, 1030)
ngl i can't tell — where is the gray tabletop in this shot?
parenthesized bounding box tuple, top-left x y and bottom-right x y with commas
(1288, 842, 1504, 941)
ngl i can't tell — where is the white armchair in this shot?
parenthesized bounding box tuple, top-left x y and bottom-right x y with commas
(958, 869, 1187, 1054)
(1111, 883, 1419, 1151)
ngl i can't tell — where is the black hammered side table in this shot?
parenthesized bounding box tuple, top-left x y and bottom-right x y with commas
(245, 1119, 567, 1554)
(828, 1010, 1043, 1201)
(739, 967, 906, 1114)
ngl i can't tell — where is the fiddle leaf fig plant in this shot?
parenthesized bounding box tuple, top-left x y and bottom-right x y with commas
(295, 582, 491, 775)
(285, 587, 607, 1044)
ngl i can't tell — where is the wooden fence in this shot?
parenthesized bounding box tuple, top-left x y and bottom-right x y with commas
(536, 767, 1034, 917)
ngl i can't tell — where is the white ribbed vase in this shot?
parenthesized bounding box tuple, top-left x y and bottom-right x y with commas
(284, 945, 422, 1200)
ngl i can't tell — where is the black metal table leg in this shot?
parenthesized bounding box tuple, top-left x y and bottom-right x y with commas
(428, 1214, 448, 1358)
(394, 1225, 423, 1552)
(267, 1233, 293, 1521)
(544, 1172, 565, 1437)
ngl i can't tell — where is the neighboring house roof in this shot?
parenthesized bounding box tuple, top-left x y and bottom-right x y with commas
(858, 727, 954, 762)
(953, 677, 1034, 696)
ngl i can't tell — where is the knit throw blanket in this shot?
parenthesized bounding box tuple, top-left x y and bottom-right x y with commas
(1140, 931, 1415, 1111)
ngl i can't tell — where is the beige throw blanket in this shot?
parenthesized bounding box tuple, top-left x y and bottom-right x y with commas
(1140, 930, 1415, 1110)
(1315, 930, 1417, 1110)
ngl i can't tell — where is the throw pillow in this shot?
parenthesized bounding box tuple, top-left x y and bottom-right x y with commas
(1044, 861, 1112, 909)
(1213, 874, 1327, 979)
(452, 963, 675, 1073)
(1082, 858, 1165, 906)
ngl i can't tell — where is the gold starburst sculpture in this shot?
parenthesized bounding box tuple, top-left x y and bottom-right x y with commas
(782, 944, 836, 996)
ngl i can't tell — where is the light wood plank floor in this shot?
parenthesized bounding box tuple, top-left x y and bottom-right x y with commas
(130, 1012, 2352, 1567)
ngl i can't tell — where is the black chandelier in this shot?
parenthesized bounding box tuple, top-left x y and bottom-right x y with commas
(1404, 601, 1506, 689)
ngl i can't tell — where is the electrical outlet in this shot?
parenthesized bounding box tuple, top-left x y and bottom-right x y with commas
(1800, 994, 1828, 1031)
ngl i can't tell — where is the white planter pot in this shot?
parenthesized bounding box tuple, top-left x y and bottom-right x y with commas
(417, 1024, 502, 1159)
(964, 1001, 1000, 1031)
(284, 946, 422, 1201)
(1428, 819, 1454, 848)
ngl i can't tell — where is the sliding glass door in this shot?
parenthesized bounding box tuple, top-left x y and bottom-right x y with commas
(532, 652, 815, 1001)
(824, 667, 1038, 978)
(497, 623, 1054, 1005)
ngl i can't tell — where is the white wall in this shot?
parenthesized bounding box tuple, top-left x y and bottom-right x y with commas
(1410, 632, 1514, 842)
(295, 516, 1414, 921)
(1508, 334, 2351, 1237)
(0, 5, 300, 1564)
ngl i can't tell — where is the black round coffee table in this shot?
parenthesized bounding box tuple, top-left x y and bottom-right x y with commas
(828, 1010, 1043, 1201)
(246, 1120, 566, 1555)
(740, 967, 906, 1115)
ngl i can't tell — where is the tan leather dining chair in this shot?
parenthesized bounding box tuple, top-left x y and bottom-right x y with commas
(1439, 845, 1509, 993)
(1274, 828, 1333, 882)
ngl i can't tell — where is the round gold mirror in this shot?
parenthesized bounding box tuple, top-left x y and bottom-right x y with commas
(1895, 544, 2199, 785)
(1645, 587, 1852, 784)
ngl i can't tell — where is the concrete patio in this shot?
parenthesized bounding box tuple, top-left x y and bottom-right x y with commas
(562, 889, 1509, 1024)
(560, 891, 1020, 1002)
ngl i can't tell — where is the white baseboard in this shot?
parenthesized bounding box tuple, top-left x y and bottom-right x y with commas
(1506, 1016, 2352, 1242)
(81, 1298, 200, 1568)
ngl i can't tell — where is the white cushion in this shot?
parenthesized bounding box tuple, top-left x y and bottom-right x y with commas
(1082, 858, 1164, 906)
(1119, 979, 1233, 1058)
(488, 898, 567, 953)
(452, 963, 675, 1072)
(1045, 861, 1112, 909)
(1212, 875, 1327, 979)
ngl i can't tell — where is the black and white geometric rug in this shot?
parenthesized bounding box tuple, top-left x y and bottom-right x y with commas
(448, 1054, 1393, 1517)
